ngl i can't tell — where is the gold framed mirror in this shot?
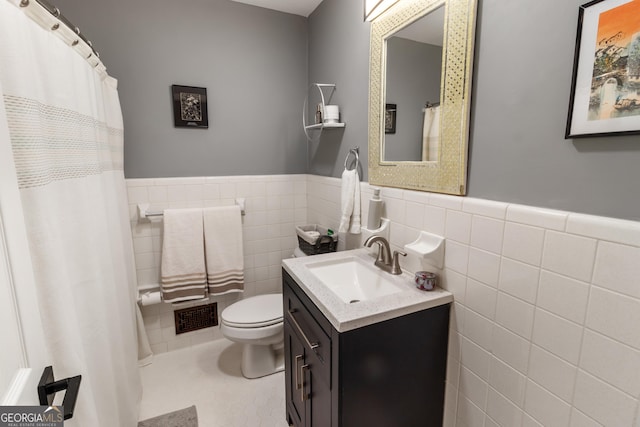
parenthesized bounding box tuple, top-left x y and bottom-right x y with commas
(368, 0, 477, 195)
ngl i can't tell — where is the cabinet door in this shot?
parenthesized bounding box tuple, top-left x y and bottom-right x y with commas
(287, 320, 332, 427)
(305, 360, 331, 427)
(285, 321, 306, 427)
(283, 276, 333, 426)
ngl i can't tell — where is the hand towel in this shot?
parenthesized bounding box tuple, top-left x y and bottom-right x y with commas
(338, 168, 361, 234)
(160, 208, 207, 303)
(203, 206, 244, 295)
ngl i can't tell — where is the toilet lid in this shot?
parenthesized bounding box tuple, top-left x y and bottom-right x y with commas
(221, 294, 283, 328)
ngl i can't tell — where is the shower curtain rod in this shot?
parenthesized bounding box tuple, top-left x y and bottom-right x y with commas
(20, 0, 99, 59)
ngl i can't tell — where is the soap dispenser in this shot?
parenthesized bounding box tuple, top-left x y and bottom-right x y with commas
(367, 188, 383, 230)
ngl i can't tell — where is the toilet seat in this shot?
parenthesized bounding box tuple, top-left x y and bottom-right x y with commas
(221, 294, 283, 329)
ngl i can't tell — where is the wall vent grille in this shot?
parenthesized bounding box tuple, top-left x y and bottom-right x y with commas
(174, 302, 218, 335)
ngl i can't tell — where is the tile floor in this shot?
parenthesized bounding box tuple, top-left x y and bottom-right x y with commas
(139, 339, 289, 427)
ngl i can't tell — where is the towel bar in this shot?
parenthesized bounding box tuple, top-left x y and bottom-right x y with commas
(138, 198, 245, 220)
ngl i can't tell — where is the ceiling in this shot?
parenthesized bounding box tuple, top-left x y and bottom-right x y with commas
(230, 0, 444, 47)
(229, 0, 324, 17)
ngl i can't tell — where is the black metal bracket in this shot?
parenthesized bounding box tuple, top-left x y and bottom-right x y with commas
(37, 366, 81, 420)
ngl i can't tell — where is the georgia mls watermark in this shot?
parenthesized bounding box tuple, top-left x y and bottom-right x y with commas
(0, 406, 64, 427)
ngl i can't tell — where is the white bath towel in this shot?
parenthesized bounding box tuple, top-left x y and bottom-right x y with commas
(161, 208, 207, 302)
(338, 168, 361, 234)
(203, 206, 245, 295)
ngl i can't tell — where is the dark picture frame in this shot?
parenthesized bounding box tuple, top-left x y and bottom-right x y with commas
(385, 103, 397, 134)
(566, 0, 640, 138)
(171, 85, 209, 128)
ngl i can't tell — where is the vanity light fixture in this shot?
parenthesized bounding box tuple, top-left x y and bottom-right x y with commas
(364, 0, 399, 21)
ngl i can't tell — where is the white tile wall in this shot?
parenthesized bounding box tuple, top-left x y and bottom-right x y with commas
(495, 292, 535, 340)
(498, 258, 539, 304)
(536, 271, 589, 324)
(524, 379, 572, 427)
(527, 345, 576, 402)
(128, 174, 640, 425)
(486, 386, 523, 427)
(491, 325, 530, 375)
(502, 222, 545, 267)
(488, 356, 526, 407)
(531, 308, 583, 365)
(462, 308, 493, 351)
(127, 175, 306, 354)
(541, 231, 597, 282)
(579, 329, 640, 397)
(573, 370, 638, 426)
(468, 248, 501, 288)
(592, 241, 640, 299)
(470, 215, 505, 254)
(305, 175, 640, 427)
(586, 287, 640, 350)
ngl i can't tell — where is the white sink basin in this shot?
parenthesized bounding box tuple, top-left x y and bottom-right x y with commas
(283, 248, 454, 332)
(305, 256, 404, 303)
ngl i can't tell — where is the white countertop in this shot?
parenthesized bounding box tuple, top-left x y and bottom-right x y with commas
(282, 248, 453, 333)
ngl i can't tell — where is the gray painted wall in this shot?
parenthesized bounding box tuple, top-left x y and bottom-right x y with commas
(469, 0, 640, 220)
(307, 0, 371, 180)
(385, 37, 442, 161)
(55, 0, 308, 178)
(308, 0, 640, 220)
(55, 0, 640, 219)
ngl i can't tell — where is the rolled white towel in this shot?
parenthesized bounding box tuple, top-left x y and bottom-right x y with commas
(307, 231, 321, 240)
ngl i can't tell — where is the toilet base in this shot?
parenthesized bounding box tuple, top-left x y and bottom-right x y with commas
(241, 342, 285, 379)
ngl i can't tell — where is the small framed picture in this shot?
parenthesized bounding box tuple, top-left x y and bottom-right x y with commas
(385, 103, 396, 134)
(566, 0, 640, 138)
(171, 85, 208, 129)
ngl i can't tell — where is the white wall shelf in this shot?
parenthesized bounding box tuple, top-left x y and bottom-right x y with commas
(303, 83, 345, 141)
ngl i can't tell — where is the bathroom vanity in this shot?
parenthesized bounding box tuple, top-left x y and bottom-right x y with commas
(282, 249, 452, 427)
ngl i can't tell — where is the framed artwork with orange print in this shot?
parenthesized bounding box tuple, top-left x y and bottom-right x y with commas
(567, 0, 640, 137)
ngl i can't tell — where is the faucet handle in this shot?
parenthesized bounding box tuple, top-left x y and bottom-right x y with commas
(390, 250, 407, 275)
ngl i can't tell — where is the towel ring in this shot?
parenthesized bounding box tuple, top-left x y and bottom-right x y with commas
(344, 147, 359, 171)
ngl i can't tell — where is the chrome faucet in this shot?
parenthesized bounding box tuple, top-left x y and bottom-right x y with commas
(363, 235, 406, 275)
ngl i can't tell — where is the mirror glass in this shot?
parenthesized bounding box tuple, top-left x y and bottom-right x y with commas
(383, 5, 444, 162)
(368, 0, 477, 195)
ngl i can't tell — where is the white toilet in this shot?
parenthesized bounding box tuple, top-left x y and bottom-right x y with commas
(220, 294, 284, 379)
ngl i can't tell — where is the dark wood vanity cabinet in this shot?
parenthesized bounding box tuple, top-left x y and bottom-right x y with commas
(283, 270, 450, 427)
(284, 271, 332, 427)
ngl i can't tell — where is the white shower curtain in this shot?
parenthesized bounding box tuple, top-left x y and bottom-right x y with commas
(422, 105, 440, 162)
(0, 1, 141, 425)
